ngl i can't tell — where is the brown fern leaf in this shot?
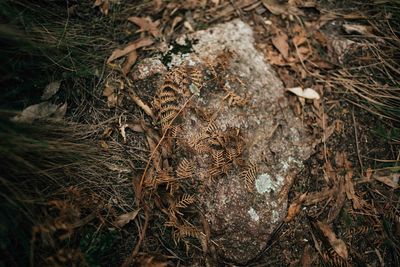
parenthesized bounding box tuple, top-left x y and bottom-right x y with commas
(152, 168, 175, 186)
(188, 67, 204, 92)
(204, 122, 219, 135)
(209, 166, 223, 177)
(161, 110, 178, 130)
(223, 87, 247, 107)
(211, 149, 225, 167)
(176, 223, 201, 240)
(187, 134, 210, 153)
(175, 194, 196, 209)
(176, 158, 195, 179)
(241, 162, 258, 192)
(170, 125, 182, 138)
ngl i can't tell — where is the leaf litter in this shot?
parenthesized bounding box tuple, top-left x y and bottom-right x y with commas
(16, 0, 400, 266)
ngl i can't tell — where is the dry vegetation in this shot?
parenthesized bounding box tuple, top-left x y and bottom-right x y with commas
(1, 0, 399, 266)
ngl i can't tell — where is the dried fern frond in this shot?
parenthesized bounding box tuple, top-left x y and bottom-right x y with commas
(170, 125, 182, 138)
(223, 87, 247, 107)
(241, 162, 258, 192)
(176, 158, 195, 179)
(211, 149, 225, 168)
(187, 134, 210, 153)
(175, 194, 196, 209)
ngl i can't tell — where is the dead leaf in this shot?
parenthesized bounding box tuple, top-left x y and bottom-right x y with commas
(12, 101, 67, 123)
(128, 16, 161, 37)
(42, 81, 61, 100)
(262, 0, 304, 16)
(122, 50, 138, 75)
(344, 170, 362, 209)
(272, 31, 289, 59)
(167, 16, 183, 36)
(293, 35, 307, 47)
(285, 192, 307, 222)
(120, 123, 129, 143)
(107, 38, 154, 64)
(373, 170, 399, 189)
(343, 24, 373, 36)
(316, 221, 348, 260)
(287, 87, 320, 100)
(114, 209, 140, 228)
(184, 21, 195, 32)
(93, 0, 109, 15)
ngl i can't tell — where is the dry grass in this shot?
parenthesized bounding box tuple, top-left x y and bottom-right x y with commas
(328, 1, 400, 126)
(0, 114, 136, 266)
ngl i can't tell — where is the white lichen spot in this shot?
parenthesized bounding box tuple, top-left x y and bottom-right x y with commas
(255, 173, 285, 194)
(271, 210, 280, 223)
(248, 207, 259, 222)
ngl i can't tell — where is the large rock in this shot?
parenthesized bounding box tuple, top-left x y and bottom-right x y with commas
(136, 19, 315, 264)
(180, 20, 314, 264)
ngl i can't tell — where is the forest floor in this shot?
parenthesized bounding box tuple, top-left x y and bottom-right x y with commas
(1, 0, 399, 266)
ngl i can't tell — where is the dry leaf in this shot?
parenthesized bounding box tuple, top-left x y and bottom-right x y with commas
(373, 171, 399, 189)
(93, 0, 109, 15)
(316, 221, 348, 260)
(114, 209, 140, 228)
(262, 0, 304, 16)
(344, 170, 362, 209)
(287, 87, 320, 100)
(107, 38, 154, 64)
(285, 192, 307, 222)
(128, 16, 161, 37)
(12, 101, 67, 123)
(122, 50, 138, 75)
(41, 81, 61, 100)
(343, 24, 372, 36)
(120, 123, 129, 143)
(272, 31, 289, 59)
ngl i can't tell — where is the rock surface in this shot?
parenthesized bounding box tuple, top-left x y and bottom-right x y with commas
(135, 19, 315, 264)
(182, 20, 315, 264)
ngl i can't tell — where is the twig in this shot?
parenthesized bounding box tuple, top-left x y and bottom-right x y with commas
(127, 88, 156, 120)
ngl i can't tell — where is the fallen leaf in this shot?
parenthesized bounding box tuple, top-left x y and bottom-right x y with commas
(344, 170, 362, 209)
(272, 31, 289, 59)
(285, 192, 307, 222)
(128, 16, 161, 37)
(373, 170, 399, 189)
(293, 35, 307, 47)
(103, 84, 114, 97)
(93, 0, 109, 15)
(184, 21, 195, 32)
(106, 93, 118, 108)
(41, 81, 61, 100)
(316, 221, 348, 260)
(107, 38, 153, 64)
(12, 101, 67, 123)
(287, 87, 320, 100)
(167, 16, 183, 36)
(262, 0, 304, 16)
(122, 50, 138, 75)
(343, 24, 373, 36)
(114, 209, 140, 228)
(120, 123, 129, 143)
